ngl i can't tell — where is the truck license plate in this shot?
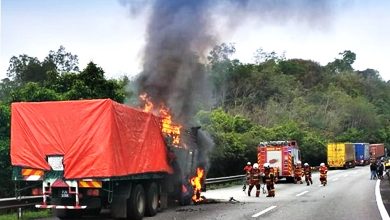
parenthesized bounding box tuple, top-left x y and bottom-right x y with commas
(61, 190, 69, 198)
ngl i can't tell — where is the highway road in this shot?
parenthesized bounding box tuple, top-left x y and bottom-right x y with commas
(39, 166, 386, 220)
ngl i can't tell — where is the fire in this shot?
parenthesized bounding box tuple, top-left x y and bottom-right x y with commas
(140, 93, 153, 112)
(159, 106, 182, 145)
(190, 167, 204, 202)
(139, 93, 182, 145)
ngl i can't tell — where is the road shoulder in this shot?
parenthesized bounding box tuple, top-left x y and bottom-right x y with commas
(379, 178, 390, 219)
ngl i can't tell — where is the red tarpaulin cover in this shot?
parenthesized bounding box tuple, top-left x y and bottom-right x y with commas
(11, 99, 173, 179)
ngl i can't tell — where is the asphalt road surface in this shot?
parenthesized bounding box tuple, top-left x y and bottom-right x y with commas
(38, 166, 386, 220)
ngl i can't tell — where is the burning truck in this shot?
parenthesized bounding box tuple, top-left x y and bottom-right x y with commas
(10, 98, 206, 219)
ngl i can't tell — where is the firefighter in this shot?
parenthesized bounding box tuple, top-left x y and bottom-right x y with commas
(248, 163, 261, 197)
(243, 162, 252, 191)
(294, 161, 303, 184)
(303, 163, 313, 186)
(264, 163, 276, 197)
(319, 163, 328, 186)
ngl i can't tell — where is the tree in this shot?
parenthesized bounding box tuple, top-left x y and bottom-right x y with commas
(326, 50, 356, 74)
(7, 55, 46, 83)
(0, 104, 12, 197)
(0, 47, 129, 198)
(253, 48, 285, 64)
(207, 43, 237, 108)
(6, 46, 79, 84)
(10, 82, 62, 102)
(44, 45, 79, 73)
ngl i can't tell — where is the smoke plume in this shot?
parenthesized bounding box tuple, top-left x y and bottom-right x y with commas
(137, 0, 214, 124)
(123, 0, 333, 124)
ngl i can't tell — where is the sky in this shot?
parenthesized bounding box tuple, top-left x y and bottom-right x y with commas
(1, 0, 390, 81)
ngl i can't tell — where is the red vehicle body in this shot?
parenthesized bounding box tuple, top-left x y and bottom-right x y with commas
(257, 141, 301, 182)
(369, 143, 385, 160)
(10, 99, 201, 219)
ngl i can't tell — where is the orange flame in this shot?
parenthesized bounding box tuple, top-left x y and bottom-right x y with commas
(160, 106, 182, 145)
(190, 167, 204, 202)
(139, 93, 182, 145)
(139, 93, 153, 112)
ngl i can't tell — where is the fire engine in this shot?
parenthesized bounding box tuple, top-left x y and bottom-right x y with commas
(257, 141, 301, 182)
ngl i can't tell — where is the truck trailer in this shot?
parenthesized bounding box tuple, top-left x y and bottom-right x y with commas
(257, 141, 300, 182)
(10, 99, 203, 219)
(369, 143, 385, 161)
(353, 143, 370, 166)
(327, 143, 355, 168)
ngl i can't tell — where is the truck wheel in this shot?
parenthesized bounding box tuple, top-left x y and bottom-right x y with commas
(180, 193, 192, 206)
(83, 208, 101, 216)
(54, 209, 82, 219)
(127, 184, 145, 220)
(145, 182, 159, 216)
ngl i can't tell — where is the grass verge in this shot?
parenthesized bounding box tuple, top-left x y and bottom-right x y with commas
(0, 210, 51, 220)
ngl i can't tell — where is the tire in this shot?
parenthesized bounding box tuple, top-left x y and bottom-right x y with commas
(145, 182, 159, 217)
(83, 208, 101, 216)
(127, 184, 145, 220)
(54, 209, 82, 219)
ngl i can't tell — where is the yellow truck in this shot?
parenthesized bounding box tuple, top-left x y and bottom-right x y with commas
(327, 143, 356, 168)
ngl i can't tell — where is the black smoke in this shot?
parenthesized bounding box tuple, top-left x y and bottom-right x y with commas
(120, 0, 334, 178)
(120, 0, 333, 124)
(137, 0, 215, 124)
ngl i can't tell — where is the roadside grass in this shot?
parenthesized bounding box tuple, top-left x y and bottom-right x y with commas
(0, 210, 51, 220)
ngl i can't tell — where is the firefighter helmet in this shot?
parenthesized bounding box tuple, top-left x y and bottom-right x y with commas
(297, 161, 302, 164)
(320, 163, 325, 167)
(264, 163, 270, 168)
(247, 162, 251, 165)
(304, 163, 309, 166)
(253, 163, 259, 169)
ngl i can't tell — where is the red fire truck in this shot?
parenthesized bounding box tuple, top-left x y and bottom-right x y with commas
(257, 141, 301, 182)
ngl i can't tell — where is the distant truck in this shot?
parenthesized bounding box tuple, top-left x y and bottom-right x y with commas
(369, 143, 385, 161)
(10, 99, 202, 220)
(327, 143, 356, 168)
(257, 141, 301, 182)
(353, 143, 370, 166)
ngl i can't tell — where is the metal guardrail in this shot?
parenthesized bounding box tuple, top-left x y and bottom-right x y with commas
(0, 196, 42, 210)
(0, 175, 241, 212)
(205, 174, 245, 184)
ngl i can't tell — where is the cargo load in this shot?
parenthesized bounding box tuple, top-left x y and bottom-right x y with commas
(353, 143, 370, 165)
(327, 143, 355, 168)
(369, 143, 385, 160)
(10, 99, 202, 219)
(11, 99, 172, 179)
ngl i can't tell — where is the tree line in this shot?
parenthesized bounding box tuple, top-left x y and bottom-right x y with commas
(0, 44, 389, 196)
(200, 43, 390, 177)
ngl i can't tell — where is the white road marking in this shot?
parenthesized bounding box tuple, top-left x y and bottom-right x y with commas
(296, 191, 309, 197)
(252, 206, 277, 218)
(375, 180, 390, 220)
(332, 178, 339, 181)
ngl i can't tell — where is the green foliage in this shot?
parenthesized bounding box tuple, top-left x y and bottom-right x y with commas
(1, 43, 390, 189)
(0, 210, 51, 220)
(201, 46, 390, 177)
(325, 50, 356, 74)
(0, 104, 12, 197)
(0, 47, 129, 197)
(6, 46, 79, 84)
(11, 82, 62, 102)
